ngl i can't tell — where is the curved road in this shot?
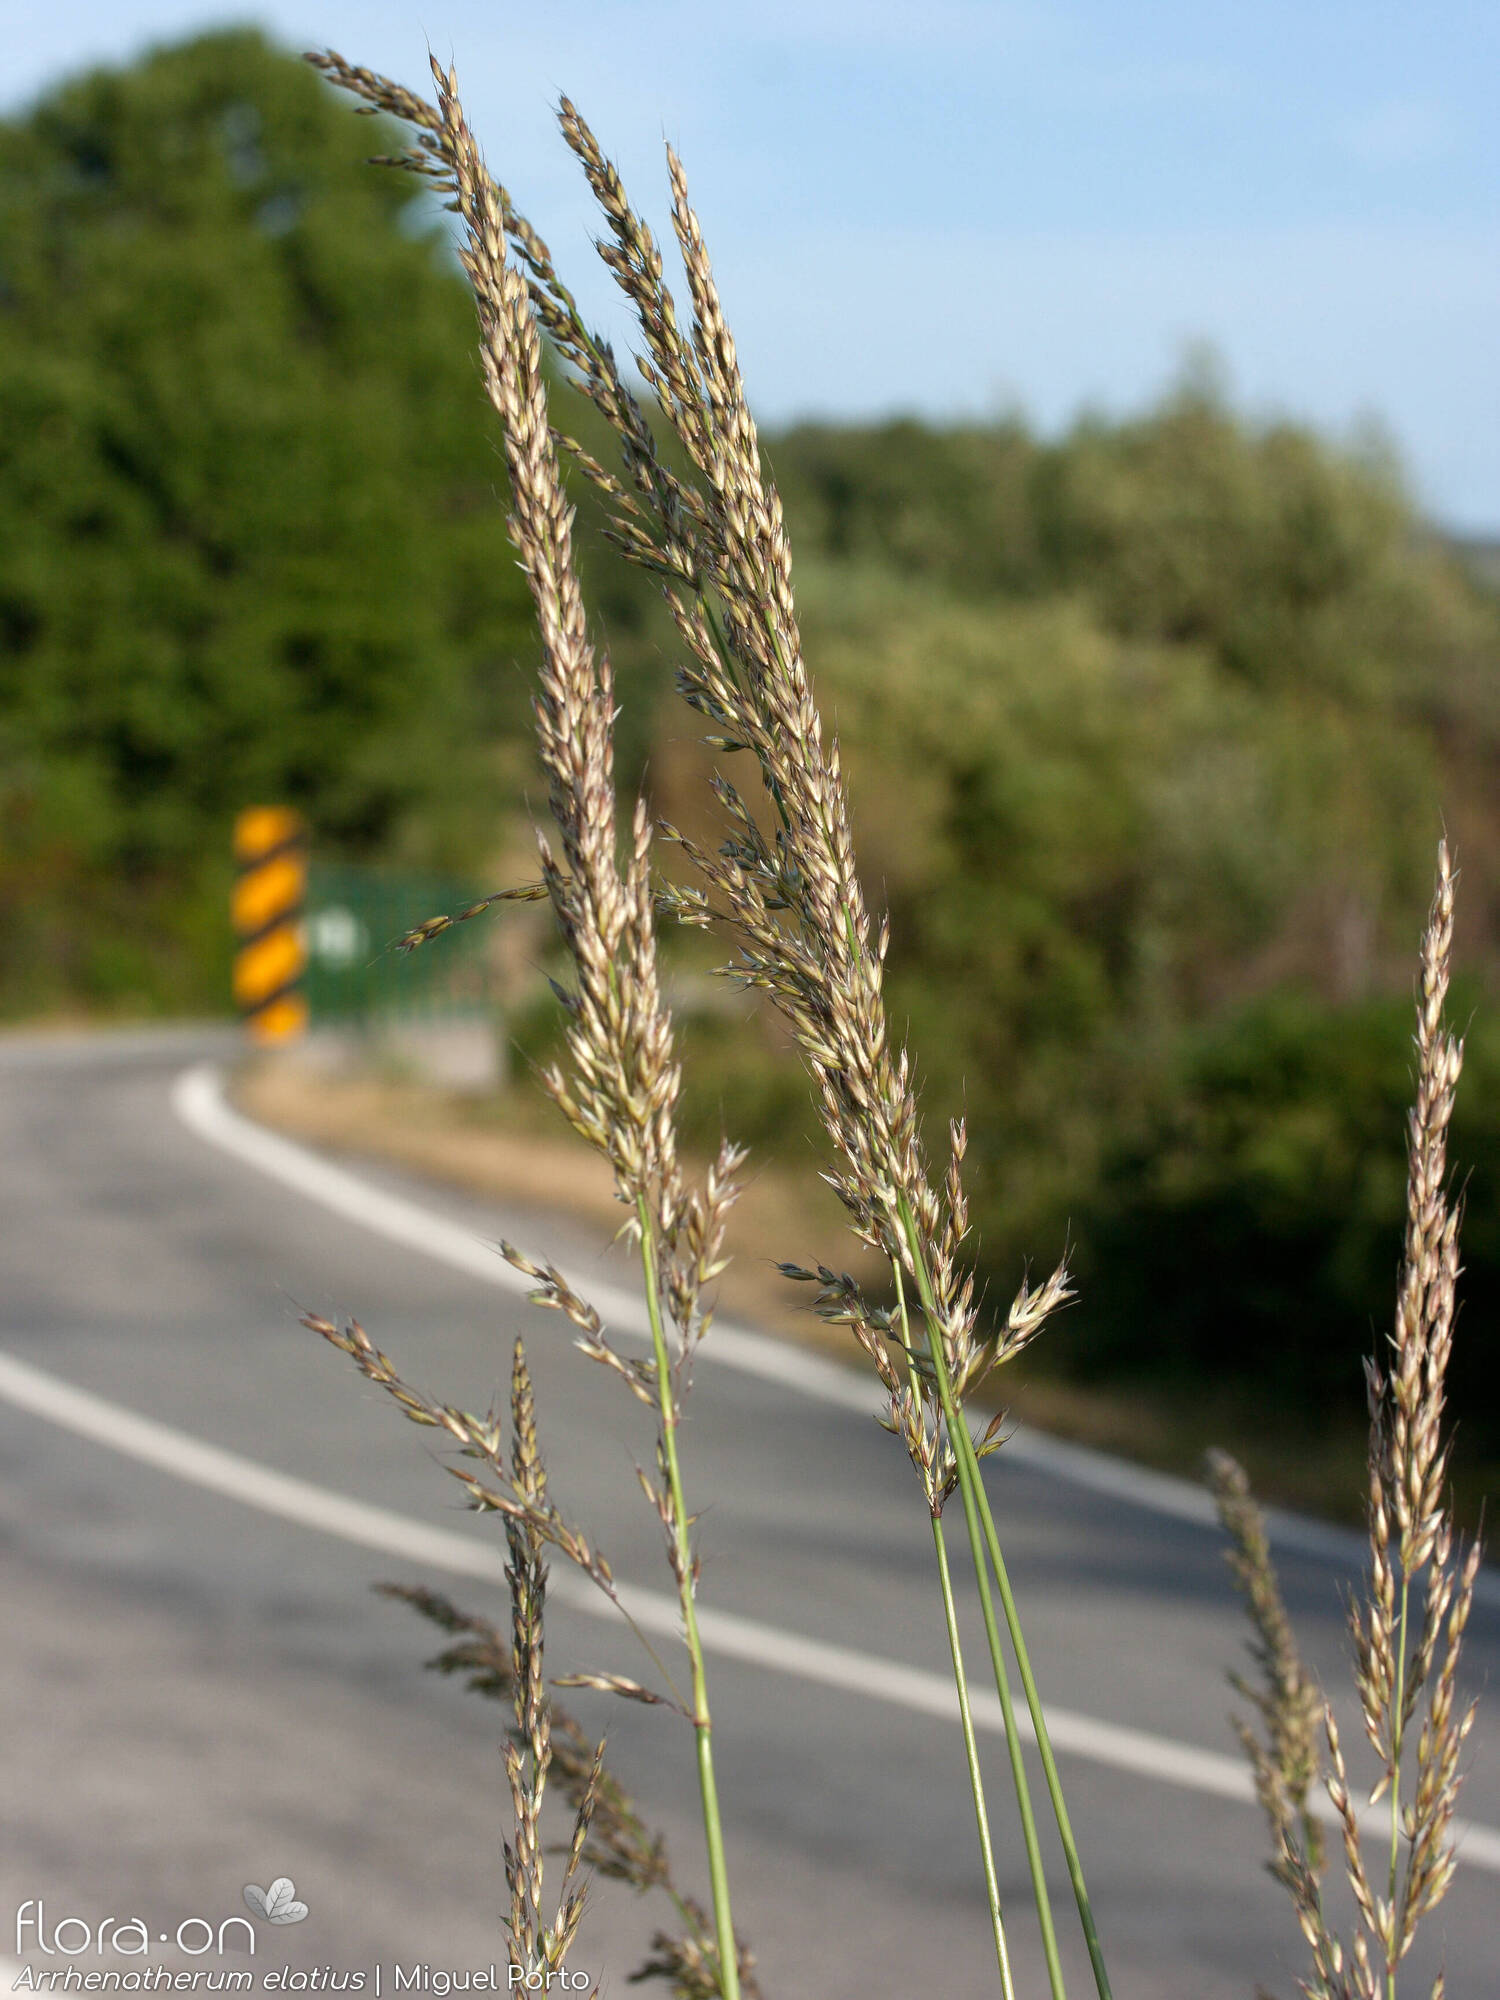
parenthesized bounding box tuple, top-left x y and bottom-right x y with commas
(1, 1028, 1495, 1997)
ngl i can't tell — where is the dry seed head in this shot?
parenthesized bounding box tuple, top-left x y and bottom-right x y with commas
(545, 108, 957, 1325)
(557, 99, 709, 458)
(1385, 840, 1464, 1577)
(302, 1307, 624, 1603)
(388, 1589, 681, 1924)
(428, 67, 695, 1238)
(553, 1670, 677, 1710)
(1206, 1450, 1326, 1881)
(1324, 1710, 1380, 1945)
(1210, 842, 1486, 1998)
(509, 1338, 547, 1504)
(500, 1242, 605, 1338)
(393, 882, 550, 955)
(576, 1335, 661, 1409)
(997, 1256, 1074, 1366)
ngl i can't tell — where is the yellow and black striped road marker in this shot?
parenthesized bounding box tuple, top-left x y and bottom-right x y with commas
(232, 806, 308, 1043)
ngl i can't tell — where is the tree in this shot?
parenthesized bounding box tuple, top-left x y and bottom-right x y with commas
(0, 29, 536, 1011)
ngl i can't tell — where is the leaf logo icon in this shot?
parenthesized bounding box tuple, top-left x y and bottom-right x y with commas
(243, 1879, 310, 1925)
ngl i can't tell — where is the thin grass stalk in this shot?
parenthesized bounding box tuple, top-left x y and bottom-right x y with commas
(930, 1510, 1018, 2000)
(898, 1200, 1073, 2000)
(889, 1251, 1018, 1993)
(636, 158, 1105, 1989)
(626, 143, 1111, 1991)
(957, 1417, 1112, 2000)
(377, 61, 746, 1991)
(637, 1194, 740, 2000)
(643, 154, 1100, 1995)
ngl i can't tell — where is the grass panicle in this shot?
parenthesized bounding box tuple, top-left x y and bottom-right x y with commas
(381, 1583, 763, 1998)
(316, 1338, 604, 1990)
(1211, 841, 1481, 2000)
(496, 1336, 598, 1983)
(305, 51, 755, 1995)
(1205, 1448, 1327, 1891)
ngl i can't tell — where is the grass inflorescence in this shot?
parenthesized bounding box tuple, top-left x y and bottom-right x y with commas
(1210, 843, 1482, 2000)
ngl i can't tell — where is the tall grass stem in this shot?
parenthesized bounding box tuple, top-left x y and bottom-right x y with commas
(637, 1196, 741, 2000)
(930, 1512, 1018, 1999)
(962, 1437, 1113, 2000)
(891, 1250, 1018, 1993)
(898, 1200, 1071, 1999)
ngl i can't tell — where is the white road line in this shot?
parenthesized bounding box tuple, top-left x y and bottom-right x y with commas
(173, 1063, 1489, 1589)
(3, 1344, 1498, 1876)
(168, 1062, 879, 1416)
(0, 1346, 508, 1581)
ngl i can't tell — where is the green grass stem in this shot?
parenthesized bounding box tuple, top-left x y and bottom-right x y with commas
(906, 1201, 1115, 2000)
(897, 1202, 1069, 2000)
(637, 1197, 741, 2000)
(931, 1511, 1018, 2000)
(892, 1255, 1017, 1995)
(960, 1432, 1113, 2000)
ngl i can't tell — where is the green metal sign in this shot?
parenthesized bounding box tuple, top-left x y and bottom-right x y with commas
(302, 863, 492, 1025)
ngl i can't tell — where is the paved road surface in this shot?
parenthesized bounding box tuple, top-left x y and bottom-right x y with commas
(1, 1028, 1495, 1997)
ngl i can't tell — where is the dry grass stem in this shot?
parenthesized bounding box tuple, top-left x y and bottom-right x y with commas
(308, 48, 755, 1995)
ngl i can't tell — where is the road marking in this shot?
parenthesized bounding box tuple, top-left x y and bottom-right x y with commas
(168, 1060, 880, 1412)
(2, 1344, 1498, 1875)
(173, 1062, 1485, 1590)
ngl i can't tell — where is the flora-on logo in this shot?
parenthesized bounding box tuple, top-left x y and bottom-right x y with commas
(242, 1881, 309, 1927)
(15, 1901, 255, 1957)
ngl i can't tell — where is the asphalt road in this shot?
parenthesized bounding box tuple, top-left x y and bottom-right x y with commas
(1, 1027, 1496, 1999)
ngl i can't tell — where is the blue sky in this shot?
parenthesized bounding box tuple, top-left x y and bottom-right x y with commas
(4, 1, 1497, 530)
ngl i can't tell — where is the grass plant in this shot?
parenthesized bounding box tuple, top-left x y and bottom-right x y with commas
(296, 46, 1481, 1998)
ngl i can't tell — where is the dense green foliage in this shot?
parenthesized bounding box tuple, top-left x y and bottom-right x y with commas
(1076, 991, 1500, 1424)
(0, 30, 535, 1011)
(4, 30, 1498, 1468)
